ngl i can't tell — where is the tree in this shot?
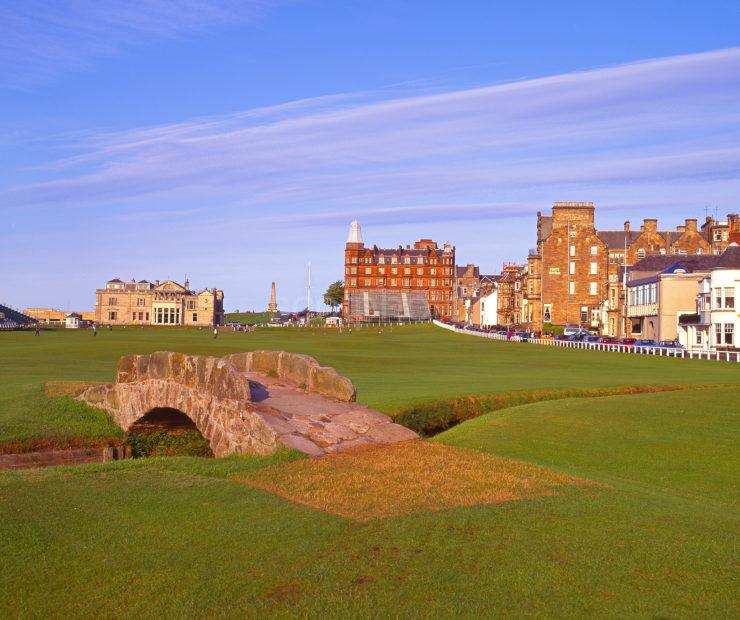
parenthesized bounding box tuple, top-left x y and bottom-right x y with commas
(323, 280, 344, 312)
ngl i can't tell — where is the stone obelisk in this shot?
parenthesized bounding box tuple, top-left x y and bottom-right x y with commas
(268, 282, 278, 313)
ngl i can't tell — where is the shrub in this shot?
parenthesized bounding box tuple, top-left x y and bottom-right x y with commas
(394, 385, 700, 436)
(127, 430, 213, 458)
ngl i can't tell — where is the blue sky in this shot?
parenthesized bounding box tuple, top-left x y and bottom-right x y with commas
(2, 1, 739, 312)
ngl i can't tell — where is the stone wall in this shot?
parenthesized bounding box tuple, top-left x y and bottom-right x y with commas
(224, 350, 356, 402)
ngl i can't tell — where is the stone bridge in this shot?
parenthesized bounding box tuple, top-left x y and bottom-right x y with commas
(79, 350, 416, 457)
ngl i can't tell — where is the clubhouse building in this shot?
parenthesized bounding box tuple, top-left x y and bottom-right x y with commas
(94, 278, 224, 327)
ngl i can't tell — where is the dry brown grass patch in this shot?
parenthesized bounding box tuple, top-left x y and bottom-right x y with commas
(44, 381, 109, 398)
(236, 440, 601, 520)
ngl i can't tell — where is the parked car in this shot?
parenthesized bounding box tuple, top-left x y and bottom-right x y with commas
(584, 335, 601, 343)
(658, 340, 685, 350)
(618, 338, 637, 347)
(597, 337, 618, 344)
(634, 339, 657, 347)
(562, 326, 584, 337)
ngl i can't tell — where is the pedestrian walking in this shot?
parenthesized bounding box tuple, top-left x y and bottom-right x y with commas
(93, 325, 97, 337)
(213, 327, 218, 339)
(34, 325, 40, 336)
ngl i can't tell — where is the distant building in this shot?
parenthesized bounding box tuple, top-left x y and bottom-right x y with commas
(342, 221, 456, 322)
(25, 308, 95, 324)
(678, 244, 740, 351)
(94, 278, 224, 327)
(65, 312, 82, 329)
(524, 202, 739, 334)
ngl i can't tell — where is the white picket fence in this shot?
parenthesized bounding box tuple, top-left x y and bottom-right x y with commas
(433, 321, 740, 363)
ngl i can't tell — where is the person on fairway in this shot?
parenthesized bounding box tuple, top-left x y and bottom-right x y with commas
(213, 327, 218, 339)
(92, 325, 97, 337)
(34, 325, 40, 336)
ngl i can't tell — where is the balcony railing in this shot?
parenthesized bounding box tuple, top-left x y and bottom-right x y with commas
(627, 303, 658, 317)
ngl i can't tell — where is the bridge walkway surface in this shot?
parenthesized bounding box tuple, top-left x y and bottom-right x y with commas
(245, 371, 416, 456)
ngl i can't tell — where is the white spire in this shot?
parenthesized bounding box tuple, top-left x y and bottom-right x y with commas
(347, 220, 363, 244)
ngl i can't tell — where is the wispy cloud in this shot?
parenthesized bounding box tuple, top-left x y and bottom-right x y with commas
(0, 1, 277, 87)
(4, 46, 740, 218)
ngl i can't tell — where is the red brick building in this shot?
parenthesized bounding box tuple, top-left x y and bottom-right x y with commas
(342, 221, 456, 321)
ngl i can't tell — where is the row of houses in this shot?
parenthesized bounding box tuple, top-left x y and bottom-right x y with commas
(341, 203, 740, 352)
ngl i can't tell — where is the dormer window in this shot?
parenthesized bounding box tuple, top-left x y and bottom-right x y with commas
(637, 249, 646, 259)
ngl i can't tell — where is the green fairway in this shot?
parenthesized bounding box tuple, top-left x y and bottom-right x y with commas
(1, 324, 739, 448)
(1, 386, 738, 618)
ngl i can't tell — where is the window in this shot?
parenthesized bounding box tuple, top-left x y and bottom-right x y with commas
(186, 300, 195, 310)
(391, 256, 398, 264)
(139, 312, 144, 320)
(430, 279, 436, 287)
(569, 281, 575, 295)
(725, 323, 734, 346)
(417, 268, 423, 275)
(391, 267, 397, 275)
(715, 288, 723, 309)
(403, 278, 410, 286)
(569, 245, 576, 257)
(404, 268, 411, 275)
(350, 278, 357, 286)
(132, 313, 136, 321)
(590, 262, 597, 275)
(378, 256, 385, 265)
(589, 282, 598, 296)
(108, 297, 117, 306)
(725, 287, 735, 309)
(379, 267, 386, 275)
(192, 313, 198, 322)
(715, 323, 722, 346)
(697, 248, 703, 255)
(146, 312, 149, 321)
(417, 257, 424, 265)
(696, 330, 703, 346)
(637, 248, 646, 259)
(350, 256, 357, 264)
(137, 298, 145, 307)
(108, 311, 117, 321)
(569, 261, 575, 275)
(580, 306, 588, 323)
(377, 278, 385, 286)
(404, 257, 411, 264)
(364, 278, 371, 286)
(365, 267, 371, 275)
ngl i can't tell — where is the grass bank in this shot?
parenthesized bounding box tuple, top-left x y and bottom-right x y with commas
(1, 387, 737, 617)
(1, 324, 739, 449)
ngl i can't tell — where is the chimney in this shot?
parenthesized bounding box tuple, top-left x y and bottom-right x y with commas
(676, 225, 685, 233)
(728, 214, 739, 231)
(624, 221, 630, 231)
(643, 218, 658, 232)
(685, 218, 697, 232)
(155, 280, 160, 286)
(184, 279, 190, 290)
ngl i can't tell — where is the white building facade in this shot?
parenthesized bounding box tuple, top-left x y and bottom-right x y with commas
(678, 245, 739, 351)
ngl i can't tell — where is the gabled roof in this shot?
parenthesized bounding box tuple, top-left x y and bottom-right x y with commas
(155, 280, 186, 291)
(107, 278, 123, 283)
(629, 254, 719, 277)
(596, 230, 639, 248)
(714, 244, 740, 268)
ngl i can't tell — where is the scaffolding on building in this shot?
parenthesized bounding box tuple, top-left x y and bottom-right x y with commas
(346, 290, 431, 323)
